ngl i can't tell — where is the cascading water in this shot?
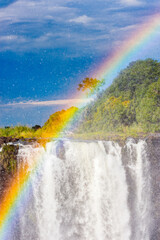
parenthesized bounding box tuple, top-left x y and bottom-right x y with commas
(125, 139, 151, 240)
(14, 139, 151, 240)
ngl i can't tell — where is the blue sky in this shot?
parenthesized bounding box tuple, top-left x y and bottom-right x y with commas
(0, 0, 160, 126)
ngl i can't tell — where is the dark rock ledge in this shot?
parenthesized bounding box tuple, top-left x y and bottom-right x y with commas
(0, 136, 37, 148)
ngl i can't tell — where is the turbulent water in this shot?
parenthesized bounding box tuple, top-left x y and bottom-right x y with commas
(13, 139, 151, 240)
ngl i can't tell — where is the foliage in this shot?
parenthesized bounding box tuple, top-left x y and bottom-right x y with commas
(78, 59, 160, 134)
(0, 145, 19, 174)
(36, 106, 78, 139)
(32, 125, 41, 131)
(136, 78, 160, 131)
(0, 126, 36, 138)
(78, 77, 104, 92)
(0, 107, 79, 140)
(0, 59, 159, 139)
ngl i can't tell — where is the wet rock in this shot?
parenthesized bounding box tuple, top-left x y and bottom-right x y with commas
(0, 144, 19, 174)
(0, 136, 37, 147)
(0, 144, 20, 201)
(0, 137, 19, 147)
(146, 136, 160, 240)
(56, 140, 66, 160)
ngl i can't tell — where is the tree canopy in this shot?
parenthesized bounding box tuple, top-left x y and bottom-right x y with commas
(78, 77, 104, 92)
(78, 59, 160, 134)
(37, 107, 78, 139)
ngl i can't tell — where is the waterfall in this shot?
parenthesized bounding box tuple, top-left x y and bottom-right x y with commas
(125, 139, 151, 240)
(14, 139, 151, 240)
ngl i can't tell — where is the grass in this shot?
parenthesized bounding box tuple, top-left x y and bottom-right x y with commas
(0, 124, 156, 142)
(0, 126, 36, 138)
(72, 124, 152, 141)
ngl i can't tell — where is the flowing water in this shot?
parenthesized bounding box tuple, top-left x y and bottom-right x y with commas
(14, 139, 151, 240)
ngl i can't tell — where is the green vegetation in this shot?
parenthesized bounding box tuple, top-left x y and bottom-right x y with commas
(0, 125, 37, 138)
(36, 107, 78, 139)
(0, 145, 19, 174)
(0, 108, 78, 140)
(0, 59, 159, 140)
(77, 59, 160, 136)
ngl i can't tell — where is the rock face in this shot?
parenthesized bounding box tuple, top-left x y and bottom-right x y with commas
(0, 137, 36, 199)
(146, 136, 160, 240)
(0, 137, 19, 147)
(0, 136, 37, 148)
(0, 166, 10, 201)
(0, 144, 19, 198)
(0, 144, 19, 173)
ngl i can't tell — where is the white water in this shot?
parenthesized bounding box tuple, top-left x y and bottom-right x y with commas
(126, 139, 151, 240)
(16, 139, 151, 240)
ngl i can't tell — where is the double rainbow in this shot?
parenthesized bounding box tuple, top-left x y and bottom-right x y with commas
(0, 13, 160, 240)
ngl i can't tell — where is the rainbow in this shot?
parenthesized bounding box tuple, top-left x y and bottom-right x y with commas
(0, 13, 160, 240)
(94, 13, 160, 87)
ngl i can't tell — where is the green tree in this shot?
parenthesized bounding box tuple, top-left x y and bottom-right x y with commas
(136, 78, 160, 131)
(78, 59, 160, 134)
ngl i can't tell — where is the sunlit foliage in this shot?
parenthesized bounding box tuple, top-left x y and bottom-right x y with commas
(0, 107, 78, 140)
(36, 106, 78, 139)
(0, 126, 36, 138)
(78, 77, 104, 92)
(78, 59, 160, 134)
(1, 59, 159, 140)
